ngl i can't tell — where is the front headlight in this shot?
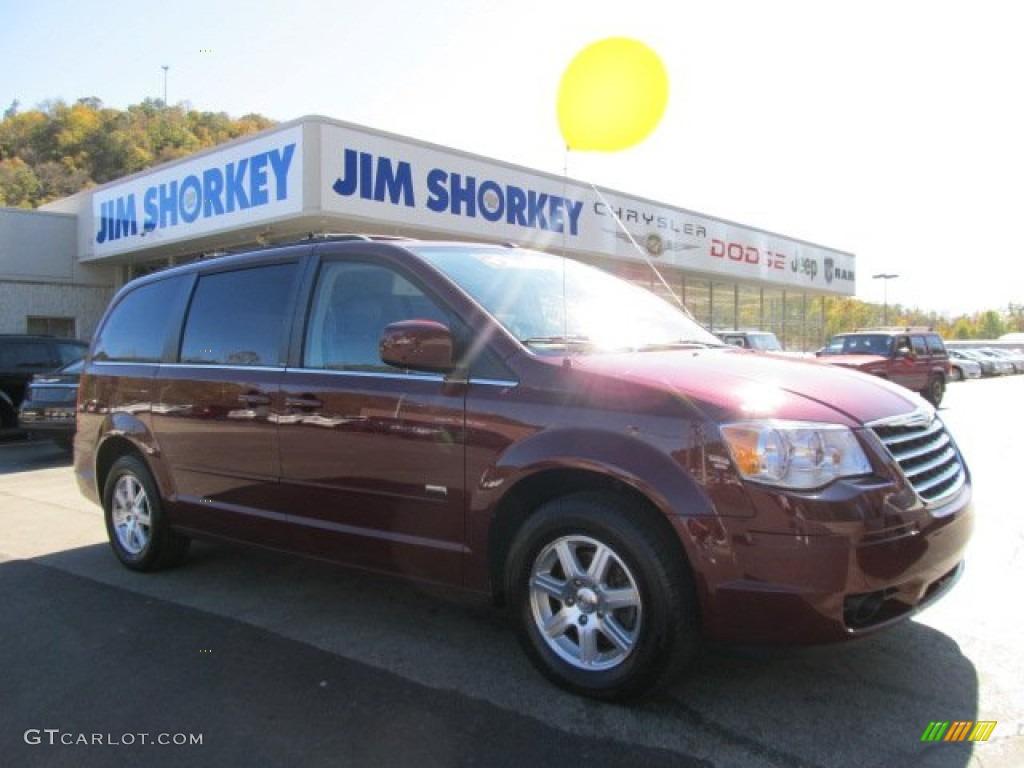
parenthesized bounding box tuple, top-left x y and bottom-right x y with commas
(719, 420, 872, 489)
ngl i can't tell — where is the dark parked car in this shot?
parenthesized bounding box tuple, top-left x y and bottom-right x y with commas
(0, 334, 87, 429)
(816, 329, 950, 406)
(75, 238, 973, 700)
(18, 358, 83, 450)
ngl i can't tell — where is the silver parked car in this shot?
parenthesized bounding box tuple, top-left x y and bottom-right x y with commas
(947, 349, 981, 381)
(971, 348, 1016, 375)
(952, 348, 1002, 376)
(981, 348, 1024, 374)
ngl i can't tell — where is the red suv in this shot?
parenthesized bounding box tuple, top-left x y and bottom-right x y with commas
(816, 329, 951, 406)
(75, 238, 973, 700)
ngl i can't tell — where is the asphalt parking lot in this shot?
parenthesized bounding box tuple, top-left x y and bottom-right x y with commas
(1, 376, 1022, 767)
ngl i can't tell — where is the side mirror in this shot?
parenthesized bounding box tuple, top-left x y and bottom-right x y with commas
(380, 319, 455, 373)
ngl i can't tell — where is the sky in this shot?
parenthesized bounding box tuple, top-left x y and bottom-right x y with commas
(1, 0, 1021, 316)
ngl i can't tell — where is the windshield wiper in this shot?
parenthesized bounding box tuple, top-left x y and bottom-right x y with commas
(637, 340, 726, 351)
(521, 335, 594, 348)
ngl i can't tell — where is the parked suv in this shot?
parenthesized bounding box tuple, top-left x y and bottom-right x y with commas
(816, 329, 950, 406)
(0, 334, 88, 429)
(75, 238, 973, 700)
(715, 330, 783, 351)
(19, 358, 84, 450)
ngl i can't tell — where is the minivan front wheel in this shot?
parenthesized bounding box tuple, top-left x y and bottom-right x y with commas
(103, 455, 189, 571)
(506, 492, 698, 700)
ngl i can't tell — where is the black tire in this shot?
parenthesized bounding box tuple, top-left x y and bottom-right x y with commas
(0, 400, 15, 430)
(505, 491, 699, 700)
(103, 455, 189, 571)
(923, 376, 945, 407)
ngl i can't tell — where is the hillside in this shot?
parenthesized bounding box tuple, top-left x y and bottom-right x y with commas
(0, 97, 274, 208)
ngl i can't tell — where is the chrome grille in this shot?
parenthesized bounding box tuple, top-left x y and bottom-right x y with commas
(870, 412, 966, 503)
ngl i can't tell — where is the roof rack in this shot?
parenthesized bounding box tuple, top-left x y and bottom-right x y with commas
(302, 233, 415, 242)
(854, 326, 935, 332)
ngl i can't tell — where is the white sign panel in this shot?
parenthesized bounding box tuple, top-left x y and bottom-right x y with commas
(90, 126, 303, 257)
(319, 123, 854, 294)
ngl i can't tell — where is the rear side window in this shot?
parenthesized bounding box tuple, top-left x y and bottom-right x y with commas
(180, 263, 298, 366)
(911, 336, 928, 357)
(926, 335, 946, 356)
(0, 342, 51, 368)
(93, 276, 188, 362)
(55, 342, 86, 365)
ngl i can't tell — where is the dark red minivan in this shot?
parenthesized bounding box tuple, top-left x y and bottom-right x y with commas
(75, 237, 974, 700)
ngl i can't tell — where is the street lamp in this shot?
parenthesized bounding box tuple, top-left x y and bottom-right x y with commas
(162, 65, 169, 107)
(872, 273, 899, 325)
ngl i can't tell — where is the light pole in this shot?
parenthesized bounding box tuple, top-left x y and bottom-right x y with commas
(872, 273, 899, 325)
(162, 65, 169, 107)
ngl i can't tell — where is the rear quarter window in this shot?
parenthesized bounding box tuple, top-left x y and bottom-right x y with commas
(93, 275, 190, 362)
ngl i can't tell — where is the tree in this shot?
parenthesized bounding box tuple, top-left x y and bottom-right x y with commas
(0, 97, 276, 206)
(0, 157, 41, 207)
(1005, 303, 1024, 333)
(977, 310, 1005, 339)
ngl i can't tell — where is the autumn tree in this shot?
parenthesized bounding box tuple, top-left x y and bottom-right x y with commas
(0, 97, 274, 207)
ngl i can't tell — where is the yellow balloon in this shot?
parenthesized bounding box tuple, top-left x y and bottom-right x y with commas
(557, 37, 669, 152)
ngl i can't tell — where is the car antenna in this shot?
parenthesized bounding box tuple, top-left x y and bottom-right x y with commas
(562, 148, 572, 368)
(587, 183, 695, 320)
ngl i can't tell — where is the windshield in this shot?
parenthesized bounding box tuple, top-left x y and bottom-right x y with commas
(412, 246, 720, 353)
(747, 333, 782, 351)
(821, 334, 893, 356)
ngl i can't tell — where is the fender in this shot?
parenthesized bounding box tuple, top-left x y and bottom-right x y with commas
(93, 410, 177, 504)
(106, 409, 153, 444)
(486, 426, 716, 519)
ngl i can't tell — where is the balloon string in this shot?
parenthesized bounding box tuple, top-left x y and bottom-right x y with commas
(562, 146, 571, 366)
(587, 182, 694, 318)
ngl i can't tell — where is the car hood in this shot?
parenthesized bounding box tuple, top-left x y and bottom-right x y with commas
(570, 348, 924, 426)
(814, 353, 887, 369)
(30, 374, 80, 386)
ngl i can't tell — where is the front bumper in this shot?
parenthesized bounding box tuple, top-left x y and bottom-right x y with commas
(18, 408, 76, 440)
(684, 482, 974, 645)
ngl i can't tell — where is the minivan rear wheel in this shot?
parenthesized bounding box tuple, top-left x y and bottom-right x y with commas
(505, 492, 698, 700)
(103, 455, 189, 571)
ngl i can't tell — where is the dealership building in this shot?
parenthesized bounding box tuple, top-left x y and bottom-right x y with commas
(1, 115, 855, 350)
